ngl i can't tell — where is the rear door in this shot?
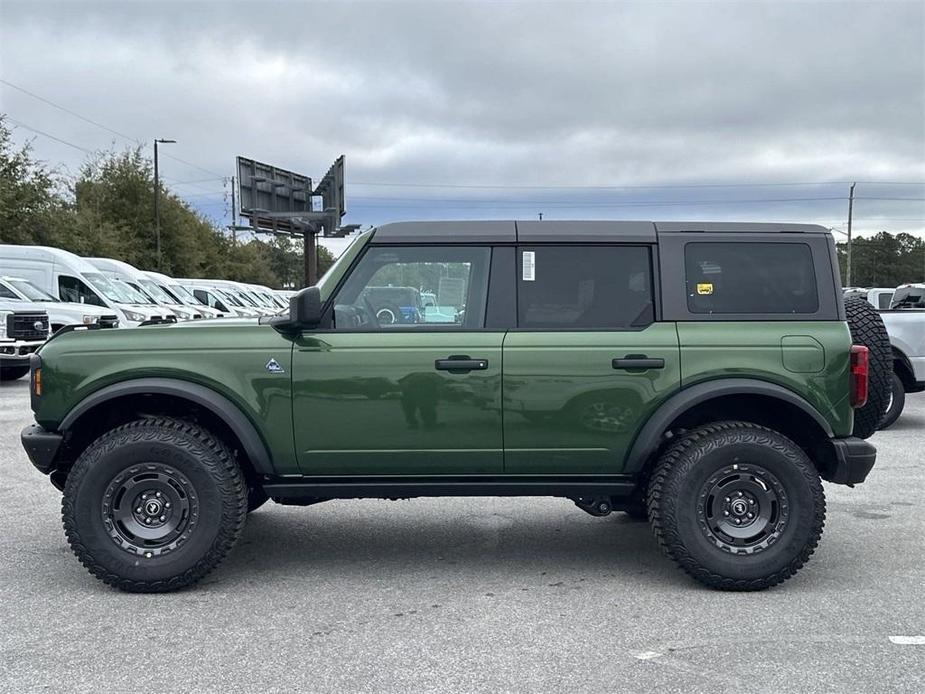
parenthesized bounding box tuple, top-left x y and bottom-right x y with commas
(502, 244, 680, 474)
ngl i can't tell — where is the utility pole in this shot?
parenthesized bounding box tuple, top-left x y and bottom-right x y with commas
(153, 138, 176, 270)
(230, 176, 237, 245)
(846, 181, 856, 286)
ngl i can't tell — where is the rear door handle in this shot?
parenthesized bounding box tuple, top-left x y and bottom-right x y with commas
(612, 356, 665, 370)
(435, 355, 489, 373)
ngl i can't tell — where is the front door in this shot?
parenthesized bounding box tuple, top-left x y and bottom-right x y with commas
(503, 244, 681, 474)
(292, 244, 504, 475)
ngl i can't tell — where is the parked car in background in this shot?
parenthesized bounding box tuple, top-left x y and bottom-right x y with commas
(0, 301, 49, 380)
(181, 279, 265, 317)
(0, 245, 170, 327)
(878, 306, 925, 428)
(179, 279, 261, 317)
(891, 283, 925, 309)
(866, 288, 895, 310)
(86, 257, 201, 321)
(0, 276, 119, 332)
(141, 271, 223, 319)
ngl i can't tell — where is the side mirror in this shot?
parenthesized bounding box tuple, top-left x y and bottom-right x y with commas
(290, 286, 322, 328)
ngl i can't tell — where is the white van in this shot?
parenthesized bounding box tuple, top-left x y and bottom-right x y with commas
(0, 245, 171, 327)
(85, 257, 202, 321)
(141, 271, 224, 319)
(178, 279, 262, 317)
(0, 275, 119, 331)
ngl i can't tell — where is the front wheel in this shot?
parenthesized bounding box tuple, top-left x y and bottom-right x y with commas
(647, 422, 825, 591)
(62, 418, 248, 592)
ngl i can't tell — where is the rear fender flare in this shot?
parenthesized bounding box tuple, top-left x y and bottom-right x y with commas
(624, 378, 834, 474)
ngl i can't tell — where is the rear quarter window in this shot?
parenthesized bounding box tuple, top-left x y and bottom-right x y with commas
(685, 242, 819, 315)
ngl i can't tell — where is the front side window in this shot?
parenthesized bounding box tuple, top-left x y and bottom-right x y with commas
(59, 275, 105, 306)
(0, 282, 19, 300)
(332, 246, 491, 329)
(685, 242, 819, 314)
(517, 246, 654, 329)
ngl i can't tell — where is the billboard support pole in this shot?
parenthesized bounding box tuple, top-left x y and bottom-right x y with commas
(304, 229, 318, 286)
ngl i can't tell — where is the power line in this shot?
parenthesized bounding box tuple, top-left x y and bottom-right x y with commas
(1, 79, 225, 178)
(351, 179, 925, 191)
(1, 79, 140, 143)
(5, 117, 96, 154)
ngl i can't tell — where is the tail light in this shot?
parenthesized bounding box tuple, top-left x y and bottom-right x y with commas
(850, 345, 869, 408)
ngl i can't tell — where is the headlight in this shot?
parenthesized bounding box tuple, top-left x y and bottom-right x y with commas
(82, 315, 98, 325)
(123, 310, 146, 322)
(0, 311, 8, 340)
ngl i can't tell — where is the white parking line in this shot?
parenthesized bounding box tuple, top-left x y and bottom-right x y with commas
(889, 636, 925, 645)
(634, 651, 663, 660)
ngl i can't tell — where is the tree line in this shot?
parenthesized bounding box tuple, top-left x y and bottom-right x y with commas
(836, 232, 924, 288)
(0, 116, 332, 288)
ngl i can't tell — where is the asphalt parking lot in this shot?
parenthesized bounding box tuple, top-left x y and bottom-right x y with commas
(1, 377, 923, 694)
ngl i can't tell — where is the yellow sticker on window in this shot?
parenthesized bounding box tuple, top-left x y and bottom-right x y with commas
(697, 283, 714, 295)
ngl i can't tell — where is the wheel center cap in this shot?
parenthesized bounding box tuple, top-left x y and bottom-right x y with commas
(144, 499, 163, 516)
(731, 499, 749, 516)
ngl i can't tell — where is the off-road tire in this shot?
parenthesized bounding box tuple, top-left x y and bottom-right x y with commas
(845, 297, 891, 439)
(62, 418, 248, 592)
(879, 371, 905, 430)
(647, 421, 825, 591)
(0, 365, 30, 381)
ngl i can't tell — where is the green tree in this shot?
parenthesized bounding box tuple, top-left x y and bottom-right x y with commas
(837, 232, 925, 287)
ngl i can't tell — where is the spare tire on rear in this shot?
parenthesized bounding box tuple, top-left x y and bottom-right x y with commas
(845, 297, 891, 439)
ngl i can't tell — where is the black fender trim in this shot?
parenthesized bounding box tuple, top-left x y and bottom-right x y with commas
(624, 378, 835, 474)
(58, 378, 275, 475)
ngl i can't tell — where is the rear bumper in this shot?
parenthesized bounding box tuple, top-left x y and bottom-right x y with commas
(20, 424, 63, 475)
(825, 437, 877, 486)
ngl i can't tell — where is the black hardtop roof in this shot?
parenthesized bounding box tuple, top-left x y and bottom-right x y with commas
(370, 220, 831, 243)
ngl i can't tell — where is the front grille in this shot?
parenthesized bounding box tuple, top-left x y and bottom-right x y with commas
(99, 315, 119, 329)
(7, 312, 49, 341)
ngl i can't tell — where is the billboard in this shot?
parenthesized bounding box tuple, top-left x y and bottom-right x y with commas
(236, 157, 313, 234)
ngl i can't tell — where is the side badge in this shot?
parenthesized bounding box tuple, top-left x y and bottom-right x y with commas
(265, 358, 285, 374)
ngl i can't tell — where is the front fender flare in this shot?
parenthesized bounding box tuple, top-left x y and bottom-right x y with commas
(624, 378, 835, 474)
(58, 377, 275, 475)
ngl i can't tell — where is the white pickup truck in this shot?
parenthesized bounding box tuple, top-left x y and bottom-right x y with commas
(879, 306, 925, 428)
(0, 303, 50, 381)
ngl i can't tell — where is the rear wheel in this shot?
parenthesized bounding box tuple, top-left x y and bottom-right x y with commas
(845, 297, 891, 439)
(62, 418, 248, 592)
(879, 372, 906, 430)
(647, 421, 825, 591)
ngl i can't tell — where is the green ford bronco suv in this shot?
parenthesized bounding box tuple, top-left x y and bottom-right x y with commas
(21, 221, 891, 592)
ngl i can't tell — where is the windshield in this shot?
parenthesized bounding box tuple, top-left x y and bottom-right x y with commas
(212, 288, 244, 307)
(168, 283, 204, 306)
(84, 272, 138, 304)
(6, 279, 57, 302)
(891, 287, 925, 308)
(138, 278, 177, 304)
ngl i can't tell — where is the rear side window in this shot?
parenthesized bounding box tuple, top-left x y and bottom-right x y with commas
(517, 246, 654, 329)
(685, 242, 819, 315)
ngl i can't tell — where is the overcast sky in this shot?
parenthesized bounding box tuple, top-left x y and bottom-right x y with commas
(1, 0, 923, 253)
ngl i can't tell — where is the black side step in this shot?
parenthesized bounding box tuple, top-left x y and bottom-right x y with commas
(263, 476, 637, 500)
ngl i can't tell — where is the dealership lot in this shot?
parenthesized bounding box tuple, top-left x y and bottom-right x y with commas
(1, 377, 922, 694)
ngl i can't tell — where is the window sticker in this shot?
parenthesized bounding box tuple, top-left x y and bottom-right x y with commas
(696, 282, 714, 295)
(522, 251, 535, 281)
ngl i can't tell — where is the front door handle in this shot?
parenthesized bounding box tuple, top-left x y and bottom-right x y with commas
(612, 355, 665, 370)
(435, 355, 489, 373)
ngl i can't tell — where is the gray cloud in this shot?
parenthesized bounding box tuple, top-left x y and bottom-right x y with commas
(1, 0, 923, 239)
